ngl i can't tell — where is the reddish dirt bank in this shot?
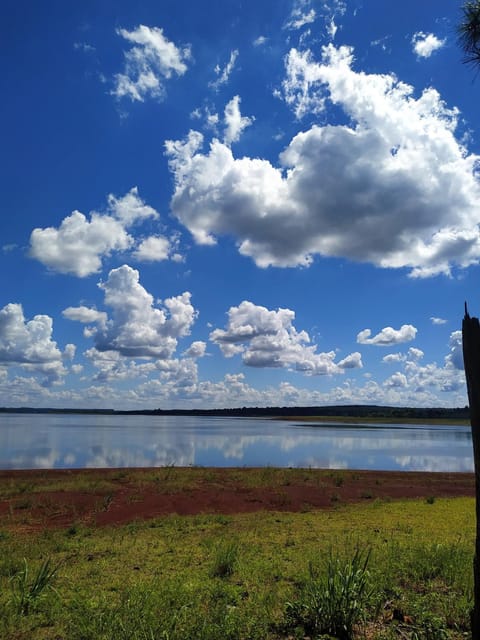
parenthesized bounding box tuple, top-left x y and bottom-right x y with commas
(0, 468, 474, 531)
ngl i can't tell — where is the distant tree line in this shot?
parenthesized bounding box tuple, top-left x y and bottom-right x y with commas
(0, 404, 470, 419)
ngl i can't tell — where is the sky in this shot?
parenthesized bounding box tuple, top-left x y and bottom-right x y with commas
(1, 0, 480, 410)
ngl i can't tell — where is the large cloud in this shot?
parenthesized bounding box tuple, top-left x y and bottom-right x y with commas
(113, 25, 191, 102)
(210, 300, 361, 375)
(30, 188, 160, 277)
(0, 303, 69, 384)
(166, 44, 480, 277)
(64, 264, 196, 358)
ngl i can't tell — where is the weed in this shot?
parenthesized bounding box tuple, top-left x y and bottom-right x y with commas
(426, 496, 436, 505)
(333, 473, 344, 487)
(285, 547, 373, 640)
(410, 613, 449, 639)
(163, 462, 176, 481)
(210, 541, 239, 578)
(0, 557, 22, 578)
(102, 493, 113, 510)
(14, 498, 32, 510)
(10, 557, 60, 615)
(66, 524, 79, 536)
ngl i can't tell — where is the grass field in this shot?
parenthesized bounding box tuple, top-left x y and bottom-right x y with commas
(0, 478, 475, 639)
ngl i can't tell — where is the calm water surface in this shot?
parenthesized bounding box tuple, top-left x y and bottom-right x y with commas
(0, 413, 473, 472)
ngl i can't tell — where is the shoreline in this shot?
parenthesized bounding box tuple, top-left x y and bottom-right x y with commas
(0, 467, 474, 531)
(273, 415, 471, 425)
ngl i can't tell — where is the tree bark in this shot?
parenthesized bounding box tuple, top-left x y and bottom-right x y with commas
(462, 305, 480, 636)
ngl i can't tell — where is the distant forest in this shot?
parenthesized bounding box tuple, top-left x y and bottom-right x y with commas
(0, 404, 470, 420)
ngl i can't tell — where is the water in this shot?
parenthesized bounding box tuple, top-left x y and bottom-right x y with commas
(0, 413, 473, 471)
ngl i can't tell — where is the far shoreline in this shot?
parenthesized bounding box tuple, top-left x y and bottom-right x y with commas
(274, 415, 470, 426)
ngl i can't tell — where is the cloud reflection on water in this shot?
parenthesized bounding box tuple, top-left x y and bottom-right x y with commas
(0, 414, 473, 471)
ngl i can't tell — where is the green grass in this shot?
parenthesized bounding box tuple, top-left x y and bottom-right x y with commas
(0, 496, 475, 639)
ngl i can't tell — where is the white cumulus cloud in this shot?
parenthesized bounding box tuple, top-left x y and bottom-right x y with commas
(0, 303, 66, 384)
(412, 32, 445, 59)
(210, 300, 361, 375)
(30, 188, 159, 277)
(223, 96, 254, 145)
(113, 25, 191, 102)
(357, 324, 417, 346)
(65, 265, 196, 358)
(133, 236, 171, 262)
(166, 44, 480, 277)
(384, 372, 408, 388)
(183, 341, 207, 358)
(445, 330, 463, 370)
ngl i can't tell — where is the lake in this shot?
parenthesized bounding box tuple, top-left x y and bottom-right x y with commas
(0, 413, 473, 472)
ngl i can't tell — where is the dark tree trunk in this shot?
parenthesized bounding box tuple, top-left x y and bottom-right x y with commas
(462, 305, 480, 637)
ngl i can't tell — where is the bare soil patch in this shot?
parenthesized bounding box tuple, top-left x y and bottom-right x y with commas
(0, 468, 474, 531)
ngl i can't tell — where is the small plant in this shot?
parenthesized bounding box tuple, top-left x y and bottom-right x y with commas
(10, 557, 60, 615)
(285, 547, 373, 640)
(210, 541, 239, 578)
(426, 496, 436, 505)
(334, 473, 344, 487)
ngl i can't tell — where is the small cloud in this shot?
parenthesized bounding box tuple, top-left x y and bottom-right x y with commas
(407, 347, 424, 361)
(384, 372, 408, 388)
(285, 5, 316, 30)
(371, 36, 391, 52)
(431, 316, 447, 325)
(183, 341, 207, 358)
(412, 31, 445, 59)
(74, 41, 95, 53)
(338, 351, 362, 369)
(357, 325, 417, 346)
(209, 50, 239, 90)
(253, 36, 268, 47)
(112, 25, 191, 102)
(383, 353, 407, 364)
(63, 306, 108, 326)
(133, 235, 171, 262)
(446, 330, 463, 370)
(326, 18, 338, 40)
(223, 96, 254, 145)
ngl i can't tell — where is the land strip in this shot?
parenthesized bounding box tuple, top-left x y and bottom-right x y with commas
(0, 467, 474, 531)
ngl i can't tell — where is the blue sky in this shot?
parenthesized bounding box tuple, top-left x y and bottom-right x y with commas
(1, 0, 479, 410)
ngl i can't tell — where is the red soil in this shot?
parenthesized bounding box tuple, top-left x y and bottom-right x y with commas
(0, 468, 474, 531)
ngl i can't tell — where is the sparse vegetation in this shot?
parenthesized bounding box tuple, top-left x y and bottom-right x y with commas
(284, 547, 372, 639)
(210, 540, 239, 578)
(10, 557, 60, 615)
(0, 488, 475, 639)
